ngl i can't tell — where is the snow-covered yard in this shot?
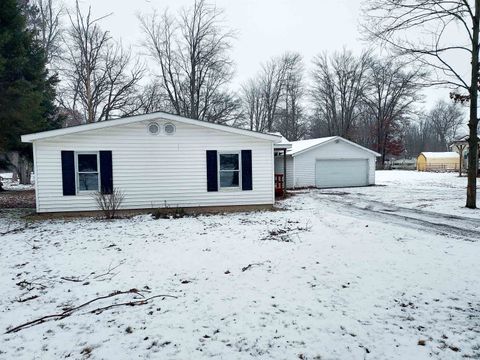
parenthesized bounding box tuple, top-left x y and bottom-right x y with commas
(0, 172, 35, 191)
(1, 171, 479, 359)
(337, 170, 479, 219)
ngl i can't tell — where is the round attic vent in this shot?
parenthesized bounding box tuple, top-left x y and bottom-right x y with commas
(164, 123, 176, 135)
(148, 122, 160, 135)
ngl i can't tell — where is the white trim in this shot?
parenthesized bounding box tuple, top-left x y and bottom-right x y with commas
(217, 151, 242, 191)
(290, 136, 381, 157)
(33, 142, 39, 212)
(75, 151, 101, 194)
(271, 143, 275, 204)
(274, 143, 292, 149)
(21, 111, 282, 143)
(292, 156, 296, 189)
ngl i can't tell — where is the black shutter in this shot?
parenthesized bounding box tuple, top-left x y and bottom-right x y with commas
(61, 151, 75, 196)
(100, 151, 113, 194)
(241, 150, 253, 191)
(206, 150, 218, 192)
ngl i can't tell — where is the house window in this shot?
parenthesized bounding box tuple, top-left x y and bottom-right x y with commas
(219, 152, 240, 189)
(77, 153, 100, 192)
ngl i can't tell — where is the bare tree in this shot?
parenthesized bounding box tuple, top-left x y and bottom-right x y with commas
(241, 79, 267, 131)
(139, 0, 238, 124)
(428, 100, 465, 150)
(63, 2, 109, 123)
(274, 54, 307, 140)
(261, 53, 299, 132)
(362, 57, 424, 166)
(127, 80, 173, 115)
(310, 49, 371, 139)
(363, 0, 479, 208)
(241, 52, 302, 133)
(61, 1, 143, 123)
(97, 43, 145, 120)
(25, 0, 64, 66)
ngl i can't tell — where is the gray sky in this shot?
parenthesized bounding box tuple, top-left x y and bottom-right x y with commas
(71, 0, 452, 110)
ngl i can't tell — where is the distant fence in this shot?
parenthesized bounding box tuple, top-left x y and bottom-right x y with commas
(422, 163, 459, 172)
(384, 160, 416, 170)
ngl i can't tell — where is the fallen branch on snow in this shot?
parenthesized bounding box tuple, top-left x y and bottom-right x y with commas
(261, 220, 312, 242)
(0, 221, 31, 236)
(242, 262, 265, 272)
(16, 278, 47, 291)
(5, 288, 177, 334)
(60, 260, 125, 283)
(16, 295, 39, 303)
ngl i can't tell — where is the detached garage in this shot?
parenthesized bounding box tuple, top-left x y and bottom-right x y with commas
(275, 136, 380, 189)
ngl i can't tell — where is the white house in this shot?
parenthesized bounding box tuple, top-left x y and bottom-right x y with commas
(21, 112, 285, 213)
(275, 136, 380, 188)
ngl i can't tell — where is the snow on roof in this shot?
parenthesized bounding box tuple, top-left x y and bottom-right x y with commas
(286, 136, 380, 156)
(268, 132, 292, 149)
(420, 152, 459, 159)
(287, 137, 337, 155)
(268, 132, 290, 144)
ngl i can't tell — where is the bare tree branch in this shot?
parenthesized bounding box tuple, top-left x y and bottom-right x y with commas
(138, 0, 239, 124)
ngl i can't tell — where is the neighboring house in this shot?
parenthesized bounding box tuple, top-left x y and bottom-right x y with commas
(416, 152, 460, 172)
(274, 136, 380, 189)
(21, 112, 285, 213)
(450, 135, 480, 173)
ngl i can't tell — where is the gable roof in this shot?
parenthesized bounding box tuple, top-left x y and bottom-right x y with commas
(21, 111, 282, 143)
(287, 136, 381, 157)
(419, 152, 459, 159)
(268, 132, 292, 149)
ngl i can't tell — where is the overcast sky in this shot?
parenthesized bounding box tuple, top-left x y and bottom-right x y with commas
(69, 0, 451, 110)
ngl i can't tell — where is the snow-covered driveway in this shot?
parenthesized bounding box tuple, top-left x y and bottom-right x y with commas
(325, 170, 479, 219)
(1, 171, 479, 360)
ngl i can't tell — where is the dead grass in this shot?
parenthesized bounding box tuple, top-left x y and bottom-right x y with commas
(0, 190, 35, 209)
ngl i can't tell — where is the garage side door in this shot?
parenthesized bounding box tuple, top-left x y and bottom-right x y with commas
(315, 159, 368, 188)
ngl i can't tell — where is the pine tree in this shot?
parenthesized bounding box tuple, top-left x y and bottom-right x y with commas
(0, 0, 59, 186)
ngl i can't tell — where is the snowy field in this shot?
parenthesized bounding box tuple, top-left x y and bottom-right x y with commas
(1, 170, 479, 359)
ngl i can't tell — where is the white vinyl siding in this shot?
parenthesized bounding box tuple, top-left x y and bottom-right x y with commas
(287, 140, 376, 188)
(33, 119, 274, 212)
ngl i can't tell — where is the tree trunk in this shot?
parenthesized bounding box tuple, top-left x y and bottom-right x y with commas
(459, 149, 463, 177)
(466, 1, 480, 209)
(18, 156, 32, 185)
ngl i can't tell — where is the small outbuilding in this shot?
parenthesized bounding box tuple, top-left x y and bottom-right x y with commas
(275, 136, 380, 189)
(416, 152, 460, 172)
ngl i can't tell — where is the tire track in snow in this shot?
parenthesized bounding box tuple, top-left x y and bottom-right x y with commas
(313, 193, 480, 242)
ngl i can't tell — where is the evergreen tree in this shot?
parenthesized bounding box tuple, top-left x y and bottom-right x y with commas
(0, 0, 60, 186)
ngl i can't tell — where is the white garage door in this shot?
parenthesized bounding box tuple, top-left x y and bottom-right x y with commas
(315, 159, 368, 188)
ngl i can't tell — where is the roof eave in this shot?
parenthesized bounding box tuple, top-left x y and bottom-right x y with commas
(288, 136, 381, 157)
(21, 112, 281, 143)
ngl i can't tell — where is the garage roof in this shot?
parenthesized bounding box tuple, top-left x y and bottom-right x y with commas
(287, 136, 381, 157)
